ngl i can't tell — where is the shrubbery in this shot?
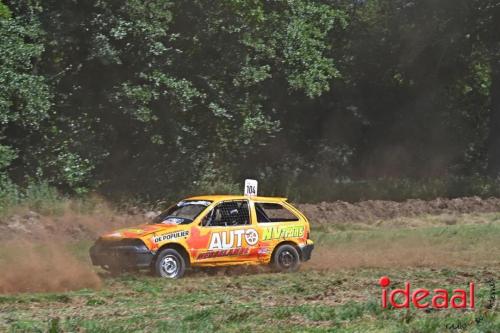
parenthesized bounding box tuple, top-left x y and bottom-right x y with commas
(0, 1, 499, 205)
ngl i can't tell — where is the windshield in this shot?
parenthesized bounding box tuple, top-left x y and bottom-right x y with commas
(152, 200, 212, 225)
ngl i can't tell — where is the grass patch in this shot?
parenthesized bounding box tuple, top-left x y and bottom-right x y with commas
(0, 268, 497, 332)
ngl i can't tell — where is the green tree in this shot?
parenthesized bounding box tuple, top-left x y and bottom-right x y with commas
(0, 1, 51, 185)
(24, 0, 346, 199)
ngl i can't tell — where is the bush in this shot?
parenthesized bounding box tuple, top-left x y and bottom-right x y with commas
(23, 182, 67, 215)
(0, 176, 21, 215)
(0, 181, 67, 216)
(267, 176, 500, 203)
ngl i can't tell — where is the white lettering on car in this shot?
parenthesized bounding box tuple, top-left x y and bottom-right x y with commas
(208, 228, 259, 250)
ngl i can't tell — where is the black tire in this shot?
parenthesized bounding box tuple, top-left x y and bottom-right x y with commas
(154, 248, 186, 278)
(272, 244, 301, 272)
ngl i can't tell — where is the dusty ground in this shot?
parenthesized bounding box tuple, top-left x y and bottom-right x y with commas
(0, 197, 499, 294)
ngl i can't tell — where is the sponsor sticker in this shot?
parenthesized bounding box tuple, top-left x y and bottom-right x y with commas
(197, 248, 250, 260)
(152, 230, 189, 243)
(244, 229, 258, 245)
(258, 247, 270, 255)
(262, 226, 304, 240)
(208, 228, 259, 250)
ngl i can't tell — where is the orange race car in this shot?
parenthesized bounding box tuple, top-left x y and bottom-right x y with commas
(90, 193, 314, 278)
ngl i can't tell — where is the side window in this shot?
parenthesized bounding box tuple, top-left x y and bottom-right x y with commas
(201, 201, 250, 227)
(255, 203, 299, 223)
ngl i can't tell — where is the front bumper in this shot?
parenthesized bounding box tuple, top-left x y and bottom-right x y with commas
(299, 243, 314, 261)
(89, 239, 154, 269)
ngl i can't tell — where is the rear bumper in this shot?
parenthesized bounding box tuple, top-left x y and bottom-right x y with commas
(299, 243, 314, 261)
(89, 239, 154, 269)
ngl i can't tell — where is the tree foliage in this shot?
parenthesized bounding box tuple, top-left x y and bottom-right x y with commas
(0, 0, 499, 201)
(0, 1, 50, 190)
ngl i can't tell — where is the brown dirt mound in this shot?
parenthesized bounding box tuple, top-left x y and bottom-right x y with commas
(296, 196, 500, 225)
(1, 196, 500, 240)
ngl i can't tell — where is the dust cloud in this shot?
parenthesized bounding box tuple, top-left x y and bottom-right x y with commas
(0, 209, 146, 294)
(0, 241, 101, 294)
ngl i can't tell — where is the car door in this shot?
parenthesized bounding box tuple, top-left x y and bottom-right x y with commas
(191, 200, 260, 264)
(253, 201, 305, 262)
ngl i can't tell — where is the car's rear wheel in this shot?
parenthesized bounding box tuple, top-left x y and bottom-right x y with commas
(154, 248, 186, 278)
(272, 244, 300, 272)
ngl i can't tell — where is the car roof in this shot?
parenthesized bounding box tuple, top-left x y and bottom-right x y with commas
(185, 195, 288, 202)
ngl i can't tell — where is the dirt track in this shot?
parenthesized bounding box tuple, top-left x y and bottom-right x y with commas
(1, 197, 499, 294)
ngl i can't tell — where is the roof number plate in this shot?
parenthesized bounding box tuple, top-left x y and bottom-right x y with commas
(244, 179, 258, 196)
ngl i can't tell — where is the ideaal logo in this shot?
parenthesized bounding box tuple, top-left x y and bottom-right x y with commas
(208, 228, 258, 250)
(379, 276, 475, 309)
(379, 276, 497, 330)
(446, 278, 497, 330)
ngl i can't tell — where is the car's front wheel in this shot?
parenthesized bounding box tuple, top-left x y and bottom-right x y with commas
(154, 248, 186, 278)
(272, 244, 301, 272)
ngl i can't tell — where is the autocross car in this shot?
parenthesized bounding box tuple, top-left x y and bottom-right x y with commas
(90, 195, 314, 278)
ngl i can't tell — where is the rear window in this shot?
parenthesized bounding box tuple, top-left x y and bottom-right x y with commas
(255, 202, 299, 223)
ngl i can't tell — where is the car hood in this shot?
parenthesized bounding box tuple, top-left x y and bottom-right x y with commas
(101, 223, 180, 239)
